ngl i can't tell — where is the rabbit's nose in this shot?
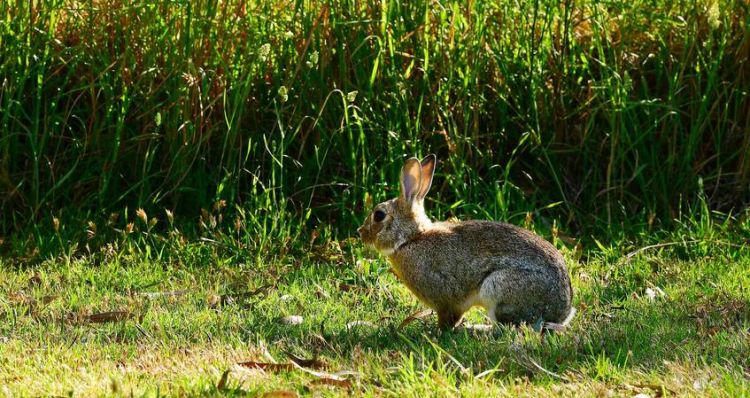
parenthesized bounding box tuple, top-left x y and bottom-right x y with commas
(357, 226, 364, 236)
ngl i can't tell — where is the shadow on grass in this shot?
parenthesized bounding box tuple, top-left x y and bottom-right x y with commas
(245, 259, 750, 384)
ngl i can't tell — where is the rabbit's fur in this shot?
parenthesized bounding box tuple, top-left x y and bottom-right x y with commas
(358, 155, 574, 329)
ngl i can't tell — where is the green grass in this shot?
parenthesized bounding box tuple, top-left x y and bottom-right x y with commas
(2, 211, 749, 396)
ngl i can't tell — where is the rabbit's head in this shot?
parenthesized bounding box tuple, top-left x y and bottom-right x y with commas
(358, 155, 436, 255)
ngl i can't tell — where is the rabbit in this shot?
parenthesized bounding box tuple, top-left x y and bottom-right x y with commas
(357, 154, 575, 330)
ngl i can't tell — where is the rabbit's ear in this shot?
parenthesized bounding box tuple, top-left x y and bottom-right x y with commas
(417, 154, 436, 201)
(400, 157, 423, 204)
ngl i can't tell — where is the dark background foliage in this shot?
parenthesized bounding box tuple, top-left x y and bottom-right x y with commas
(2, 0, 749, 237)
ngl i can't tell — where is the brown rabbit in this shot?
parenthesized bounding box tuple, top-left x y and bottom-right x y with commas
(358, 155, 574, 329)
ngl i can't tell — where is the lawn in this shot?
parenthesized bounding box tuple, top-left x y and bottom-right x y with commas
(2, 219, 748, 396)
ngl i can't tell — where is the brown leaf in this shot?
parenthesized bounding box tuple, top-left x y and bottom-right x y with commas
(633, 382, 669, 397)
(216, 369, 230, 390)
(9, 292, 35, 306)
(260, 391, 298, 398)
(88, 311, 131, 323)
(41, 295, 58, 304)
(207, 294, 222, 308)
(398, 309, 434, 330)
(284, 351, 326, 369)
(236, 361, 294, 372)
(308, 378, 353, 389)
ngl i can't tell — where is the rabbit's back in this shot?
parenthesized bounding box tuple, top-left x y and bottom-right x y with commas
(393, 220, 572, 322)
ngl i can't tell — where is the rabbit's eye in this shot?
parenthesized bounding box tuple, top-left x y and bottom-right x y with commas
(373, 210, 386, 222)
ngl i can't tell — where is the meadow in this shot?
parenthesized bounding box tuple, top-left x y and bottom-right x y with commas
(1, 0, 749, 396)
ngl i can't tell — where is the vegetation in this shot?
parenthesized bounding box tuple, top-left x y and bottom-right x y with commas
(1, 0, 749, 396)
(1, 0, 748, 239)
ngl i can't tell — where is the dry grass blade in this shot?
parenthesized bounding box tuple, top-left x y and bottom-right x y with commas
(216, 369, 230, 390)
(137, 290, 190, 299)
(288, 359, 357, 382)
(623, 239, 746, 263)
(475, 368, 505, 379)
(307, 378, 353, 389)
(284, 351, 326, 369)
(346, 320, 377, 331)
(509, 342, 569, 381)
(398, 309, 434, 330)
(88, 311, 131, 323)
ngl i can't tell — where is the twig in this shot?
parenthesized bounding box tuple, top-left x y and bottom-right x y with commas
(134, 323, 153, 342)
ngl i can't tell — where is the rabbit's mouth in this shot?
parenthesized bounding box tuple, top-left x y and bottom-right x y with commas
(357, 224, 375, 246)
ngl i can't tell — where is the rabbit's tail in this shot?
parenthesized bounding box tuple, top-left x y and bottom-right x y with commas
(561, 307, 577, 326)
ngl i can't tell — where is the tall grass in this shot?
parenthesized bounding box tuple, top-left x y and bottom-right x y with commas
(1, 0, 748, 239)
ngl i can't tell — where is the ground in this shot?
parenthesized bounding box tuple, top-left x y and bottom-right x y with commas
(1, 232, 748, 397)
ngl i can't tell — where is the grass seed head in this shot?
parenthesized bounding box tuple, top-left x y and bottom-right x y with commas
(136, 208, 148, 224)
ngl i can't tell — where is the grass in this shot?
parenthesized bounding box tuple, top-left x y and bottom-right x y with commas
(1, 209, 749, 396)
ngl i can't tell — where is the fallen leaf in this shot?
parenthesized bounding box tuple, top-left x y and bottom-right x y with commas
(398, 309, 434, 330)
(279, 315, 303, 325)
(260, 391, 298, 398)
(9, 292, 35, 306)
(207, 294, 222, 308)
(88, 311, 131, 323)
(308, 378, 353, 389)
